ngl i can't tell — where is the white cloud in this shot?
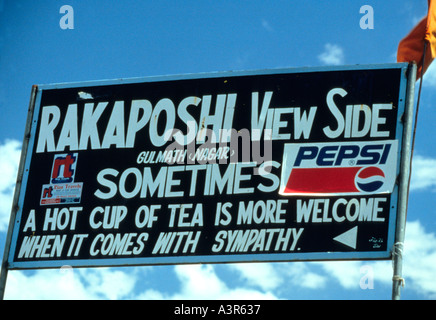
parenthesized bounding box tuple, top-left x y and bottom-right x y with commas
(318, 43, 345, 66)
(5, 269, 85, 300)
(173, 264, 227, 299)
(135, 288, 166, 300)
(3, 264, 277, 300)
(410, 155, 436, 191)
(228, 262, 327, 292)
(169, 264, 277, 300)
(228, 263, 282, 291)
(4, 267, 140, 300)
(77, 268, 138, 300)
(316, 261, 363, 290)
(278, 262, 327, 289)
(0, 139, 21, 232)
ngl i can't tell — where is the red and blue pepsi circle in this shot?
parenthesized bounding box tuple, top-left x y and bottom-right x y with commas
(355, 166, 386, 192)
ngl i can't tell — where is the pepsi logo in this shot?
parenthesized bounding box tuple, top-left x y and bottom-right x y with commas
(280, 141, 398, 196)
(355, 166, 385, 192)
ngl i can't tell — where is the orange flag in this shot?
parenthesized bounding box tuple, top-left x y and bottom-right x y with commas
(397, 0, 436, 79)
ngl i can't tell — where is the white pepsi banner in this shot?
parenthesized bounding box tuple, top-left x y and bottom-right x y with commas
(280, 140, 398, 196)
(5, 63, 412, 269)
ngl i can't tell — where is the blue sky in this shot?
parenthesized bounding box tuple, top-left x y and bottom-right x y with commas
(1, 0, 436, 300)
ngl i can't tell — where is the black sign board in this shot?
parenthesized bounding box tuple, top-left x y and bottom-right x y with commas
(6, 64, 412, 269)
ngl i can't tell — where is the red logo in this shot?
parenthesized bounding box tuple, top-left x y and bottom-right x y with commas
(51, 153, 77, 183)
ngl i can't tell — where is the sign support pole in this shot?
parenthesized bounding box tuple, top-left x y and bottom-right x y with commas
(391, 63, 416, 300)
(0, 85, 38, 300)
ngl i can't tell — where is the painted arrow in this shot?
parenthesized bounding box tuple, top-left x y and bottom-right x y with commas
(333, 226, 358, 249)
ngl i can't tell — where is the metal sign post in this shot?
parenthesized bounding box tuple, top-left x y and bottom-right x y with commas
(0, 64, 415, 299)
(0, 85, 38, 300)
(391, 63, 416, 300)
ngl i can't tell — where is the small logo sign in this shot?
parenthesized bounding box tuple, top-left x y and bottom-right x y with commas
(41, 153, 83, 205)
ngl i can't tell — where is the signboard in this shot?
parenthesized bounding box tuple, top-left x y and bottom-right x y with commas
(6, 63, 412, 269)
